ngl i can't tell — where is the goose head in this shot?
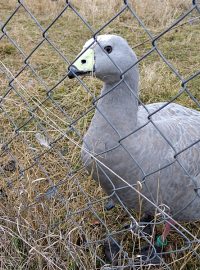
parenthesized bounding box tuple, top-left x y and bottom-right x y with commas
(68, 35, 138, 84)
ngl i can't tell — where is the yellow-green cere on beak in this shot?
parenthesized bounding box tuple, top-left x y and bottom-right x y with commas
(68, 48, 95, 79)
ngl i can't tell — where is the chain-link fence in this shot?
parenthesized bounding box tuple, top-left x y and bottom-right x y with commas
(1, 0, 200, 269)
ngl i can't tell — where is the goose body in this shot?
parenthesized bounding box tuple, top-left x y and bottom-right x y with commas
(69, 35, 200, 221)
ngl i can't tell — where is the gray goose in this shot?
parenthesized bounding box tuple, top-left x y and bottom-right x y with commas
(68, 35, 200, 223)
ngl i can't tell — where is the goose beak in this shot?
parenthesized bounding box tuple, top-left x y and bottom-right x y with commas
(68, 48, 95, 79)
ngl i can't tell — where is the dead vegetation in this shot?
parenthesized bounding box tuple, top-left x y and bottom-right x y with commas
(0, 0, 200, 269)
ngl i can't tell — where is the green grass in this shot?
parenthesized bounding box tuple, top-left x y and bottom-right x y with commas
(0, 0, 200, 269)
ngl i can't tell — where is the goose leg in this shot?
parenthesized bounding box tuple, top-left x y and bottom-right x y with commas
(156, 218, 175, 247)
(104, 198, 115, 211)
(139, 217, 175, 264)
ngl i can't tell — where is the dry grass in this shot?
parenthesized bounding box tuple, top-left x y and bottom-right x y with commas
(0, 0, 200, 269)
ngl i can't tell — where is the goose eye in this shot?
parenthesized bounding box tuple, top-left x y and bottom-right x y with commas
(104, 46, 112, 54)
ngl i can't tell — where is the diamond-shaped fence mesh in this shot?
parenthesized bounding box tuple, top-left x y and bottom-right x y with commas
(0, 0, 200, 269)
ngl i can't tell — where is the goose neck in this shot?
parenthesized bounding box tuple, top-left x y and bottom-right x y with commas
(96, 77, 139, 137)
